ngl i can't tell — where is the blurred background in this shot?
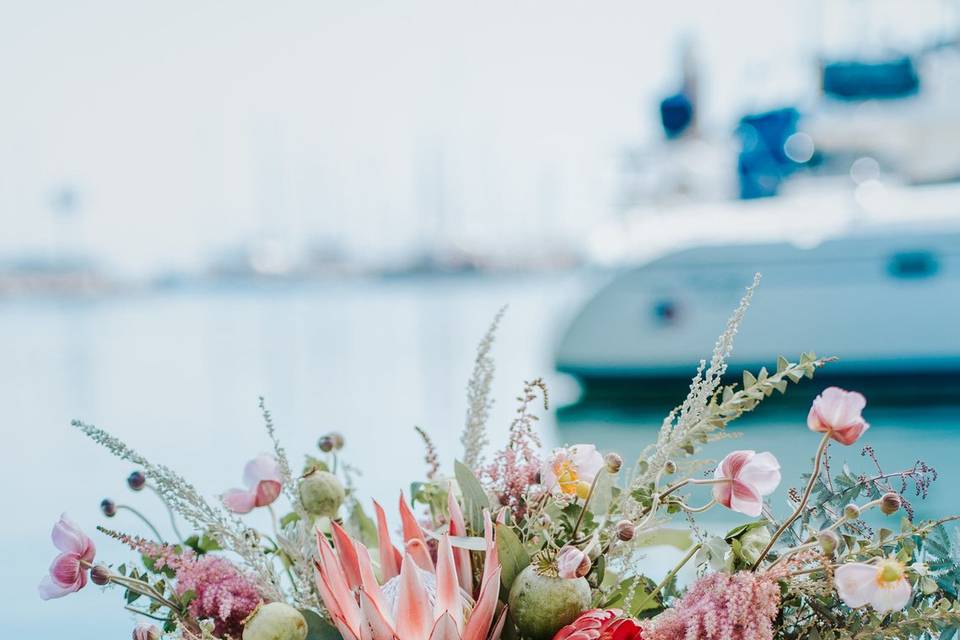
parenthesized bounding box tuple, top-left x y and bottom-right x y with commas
(4, 1, 960, 637)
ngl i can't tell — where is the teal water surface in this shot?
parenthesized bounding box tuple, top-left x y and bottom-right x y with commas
(3, 273, 957, 638)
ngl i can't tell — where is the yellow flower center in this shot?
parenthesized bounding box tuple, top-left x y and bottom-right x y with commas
(554, 460, 579, 495)
(877, 559, 905, 584)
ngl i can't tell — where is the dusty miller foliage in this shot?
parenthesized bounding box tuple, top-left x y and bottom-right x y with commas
(461, 305, 507, 470)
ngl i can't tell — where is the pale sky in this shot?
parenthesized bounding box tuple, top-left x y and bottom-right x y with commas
(0, 1, 951, 275)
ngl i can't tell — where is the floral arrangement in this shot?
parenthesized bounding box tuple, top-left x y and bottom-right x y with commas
(40, 278, 960, 640)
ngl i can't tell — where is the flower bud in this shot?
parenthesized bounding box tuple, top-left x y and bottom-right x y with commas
(91, 564, 111, 586)
(843, 503, 861, 520)
(127, 470, 146, 491)
(317, 436, 335, 453)
(242, 602, 308, 640)
(604, 452, 623, 474)
(132, 622, 161, 640)
(329, 432, 345, 450)
(556, 546, 591, 579)
(817, 529, 841, 556)
(100, 498, 117, 517)
(880, 492, 902, 516)
(616, 519, 635, 541)
(664, 460, 677, 475)
(298, 469, 345, 518)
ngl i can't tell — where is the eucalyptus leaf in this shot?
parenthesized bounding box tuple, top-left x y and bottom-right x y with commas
(634, 528, 693, 551)
(454, 460, 491, 534)
(300, 608, 342, 640)
(495, 523, 530, 591)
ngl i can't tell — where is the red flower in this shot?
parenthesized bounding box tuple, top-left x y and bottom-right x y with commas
(554, 609, 644, 640)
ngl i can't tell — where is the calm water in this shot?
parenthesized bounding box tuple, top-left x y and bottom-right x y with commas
(4, 273, 958, 638)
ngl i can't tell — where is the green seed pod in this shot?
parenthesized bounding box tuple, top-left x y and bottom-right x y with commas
(508, 564, 591, 640)
(298, 470, 345, 518)
(242, 602, 308, 640)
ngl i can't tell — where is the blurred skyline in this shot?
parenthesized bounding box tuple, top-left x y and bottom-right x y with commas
(2, 1, 957, 277)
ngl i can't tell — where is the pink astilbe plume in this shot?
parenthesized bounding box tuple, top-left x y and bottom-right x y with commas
(104, 529, 262, 638)
(482, 379, 546, 519)
(643, 567, 789, 640)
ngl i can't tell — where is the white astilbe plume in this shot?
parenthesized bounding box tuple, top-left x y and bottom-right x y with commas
(461, 305, 506, 470)
(71, 419, 284, 602)
(257, 398, 322, 610)
(630, 273, 761, 492)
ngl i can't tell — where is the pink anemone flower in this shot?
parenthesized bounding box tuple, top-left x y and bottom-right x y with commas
(542, 444, 605, 498)
(712, 450, 781, 517)
(807, 387, 870, 446)
(835, 559, 912, 614)
(222, 453, 283, 514)
(38, 514, 96, 600)
(315, 488, 506, 640)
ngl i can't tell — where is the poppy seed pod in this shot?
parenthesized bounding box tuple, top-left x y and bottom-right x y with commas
(604, 452, 623, 474)
(817, 529, 841, 556)
(298, 469, 345, 518)
(616, 519, 636, 541)
(317, 435, 335, 453)
(241, 602, 307, 640)
(91, 564, 111, 586)
(100, 499, 117, 518)
(881, 492, 902, 516)
(127, 470, 146, 492)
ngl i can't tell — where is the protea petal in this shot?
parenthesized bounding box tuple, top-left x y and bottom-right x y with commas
(428, 612, 462, 640)
(434, 534, 462, 630)
(447, 487, 473, 594)
(462, 566, 501, 640)
(374, 500, 403, 580)
(396, 554, 434, 640)
(399, 492, 428, 545)
(331, 520, 363, 589)
(317, 532, 364, 634)
(481, 511, 498, 583)
(487, 605, 509, 640)
(356, 543, 393, 625)
(360, 588, 398, 640)
(406, 538, 436, 572)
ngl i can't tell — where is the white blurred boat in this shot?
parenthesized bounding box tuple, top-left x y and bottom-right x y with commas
(556, 184, 960, 396)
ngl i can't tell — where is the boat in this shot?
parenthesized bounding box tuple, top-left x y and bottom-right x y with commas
(556, 180, 960, 402)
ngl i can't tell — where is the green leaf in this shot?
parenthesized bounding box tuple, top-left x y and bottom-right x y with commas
(347, 502, 379, 550)
(495, 523, 530, 591)
(300, 608, 343, 640)
(634, 528, 694, 551)
(588, 470, 614, 516)
(454, 460, 491, 534)
(447, 535, 488, 551)
(280, 511, 302, 529)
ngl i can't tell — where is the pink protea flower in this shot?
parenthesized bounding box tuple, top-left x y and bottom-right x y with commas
(554, 608, 644, 640)
(38, 514, 96, 600)
(543, 445, 605, 498)
(807, 387, 870, 446)
(643, 570, 783, 640)
(712, 450, 781, 517)
(222, 453, 283, 514)
(315, 487, 506, 640)
(835, 559, 912, 613)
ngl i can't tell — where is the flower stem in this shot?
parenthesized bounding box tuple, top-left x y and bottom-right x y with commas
(117, 504, 166, 543)
(751, 432, 831, 571)
(571, 473, 603, 540)
(634, 542, 702, 611)
(146, 485, 184, 542)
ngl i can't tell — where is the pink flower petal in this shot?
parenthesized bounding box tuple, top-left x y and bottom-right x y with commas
(832, 421, 870, 446)
(835, 563, 880, 609)
(729, 480, 764, 517)
(330, 520, 363, 590)
(38, 574, 77, 600)
(737, 452, 781, 496)
(712, 479, 733, 509)
(570, 444, 604, 482)
(428, 612, 461, 640)
(253, 480, 282, 508)
(222, 488, 257, 514)
(717, 450, 753, 480)
(359, 589, 397, 640)
(434, 534, 462, 630)
(373, 499, 402, 580)
(51, 514, 89, 556)
(447, 487, 473, 594)
(808, 387, 869, 446)
(871, 577, 912, 613)
(242, 453, 282, 489)
(50, 553, 82, 587)
(395, 554, 434, 640)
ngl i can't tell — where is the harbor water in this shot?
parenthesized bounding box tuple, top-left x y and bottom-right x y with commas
(4, 273, 958, 638)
